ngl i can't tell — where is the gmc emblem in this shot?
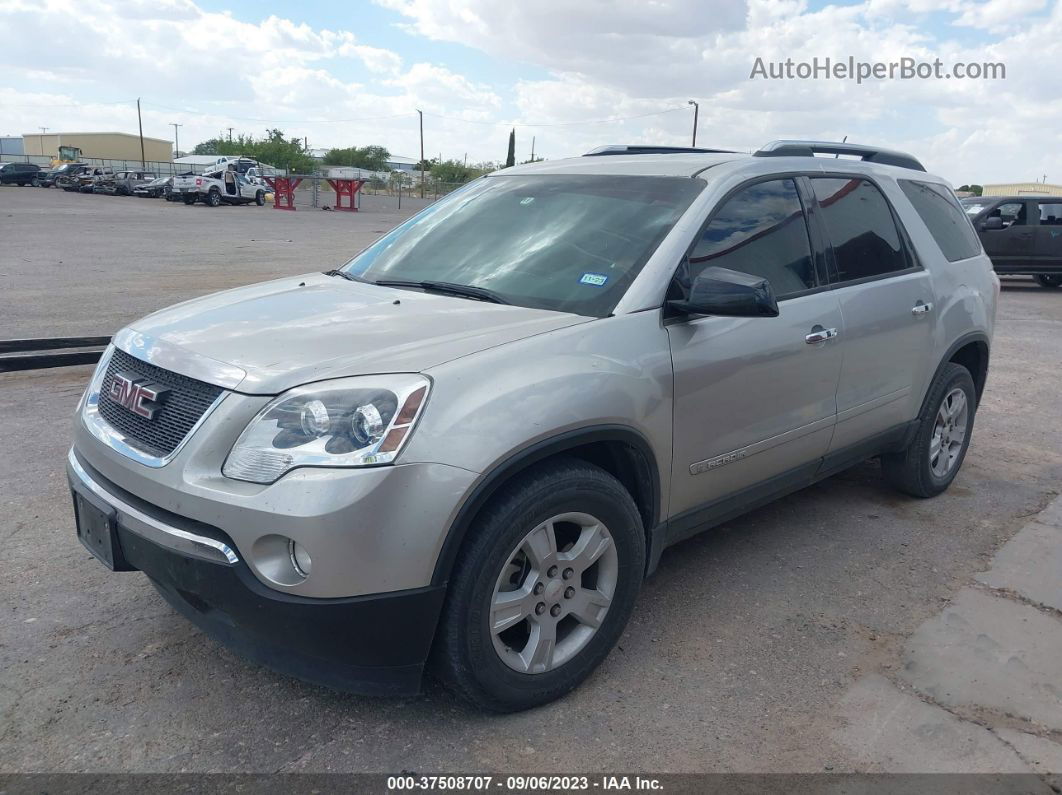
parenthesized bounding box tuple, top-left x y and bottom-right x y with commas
(108, 371, 169, 420)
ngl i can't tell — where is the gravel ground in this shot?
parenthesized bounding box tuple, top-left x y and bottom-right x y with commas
(0, 186, 1059, 773)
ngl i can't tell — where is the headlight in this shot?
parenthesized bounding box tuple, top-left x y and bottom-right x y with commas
(222, 375, 430, 484)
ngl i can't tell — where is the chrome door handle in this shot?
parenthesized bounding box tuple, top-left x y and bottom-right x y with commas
(912, 302, 934, 315)
(805, 327, 839, 344)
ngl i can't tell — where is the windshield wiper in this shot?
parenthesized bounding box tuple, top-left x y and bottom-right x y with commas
(325, 269, 370, 283)
(372, 279, 510, 305)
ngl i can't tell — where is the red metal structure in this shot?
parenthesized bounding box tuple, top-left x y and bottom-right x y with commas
(262, 175, 302, 211)
(326, 178, 366, 212)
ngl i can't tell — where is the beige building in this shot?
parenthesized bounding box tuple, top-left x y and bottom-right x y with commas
(982, 182, 1062, 197)
(21, 131, 172, 162)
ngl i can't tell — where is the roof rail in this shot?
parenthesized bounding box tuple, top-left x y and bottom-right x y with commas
(753, 140, 925, 172)
(584, 145, 736, 157)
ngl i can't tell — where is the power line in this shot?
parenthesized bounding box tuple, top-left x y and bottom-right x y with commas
(422, 106, 689, 128)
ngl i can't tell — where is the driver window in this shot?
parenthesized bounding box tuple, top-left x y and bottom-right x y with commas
(993, 202, 1026, 227)
(688, 179, 816, 298)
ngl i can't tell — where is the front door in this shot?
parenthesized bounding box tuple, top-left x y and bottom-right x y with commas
(980, 200, 1036, 272)
(668, 177, 843, 520)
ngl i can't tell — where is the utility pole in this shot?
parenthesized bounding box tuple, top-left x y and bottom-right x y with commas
(227, 127, 234, 143)
(170, 123, 182, 159)
(687, 100, 699, 147)
(136, 98, 146, 166)
(417, 109, 425, 198)
(38, 127, 48, 156)
(530, 136, 536, 162)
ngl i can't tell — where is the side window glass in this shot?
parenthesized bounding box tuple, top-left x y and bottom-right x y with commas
(811, 178, 907, 282)
(1038, 202, 1062, 225)
(688, 179, 815, 297)
(898, 179, 981, 262)
(992, 202, 1026, 227)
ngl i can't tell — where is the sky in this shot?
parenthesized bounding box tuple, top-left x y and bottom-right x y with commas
(1, 0, 1059, 184)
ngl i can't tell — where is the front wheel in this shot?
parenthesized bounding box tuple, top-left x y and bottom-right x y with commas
(882, 363, 976, 498)
(433, 458, 645, 712)
(1034, 274, 1062, 289)
(182, 194, 197, 205)
(255, 190, 265, 206)
(205, 189, 221, 207)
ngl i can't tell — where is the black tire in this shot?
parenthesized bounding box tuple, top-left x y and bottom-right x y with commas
(433, 458, 645, 712)
(255, 190, 265, 206)
(882, 362, 977, 498)
(1034, 274, 1062, 289)
(31, 177, 40, 187)
(205, 189, 221, 207)
(183, 194, 197, 205)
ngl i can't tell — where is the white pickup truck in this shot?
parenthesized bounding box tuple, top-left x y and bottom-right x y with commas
(172, 167, 267, 207)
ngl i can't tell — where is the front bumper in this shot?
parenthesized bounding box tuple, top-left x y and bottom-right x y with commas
(68, 450, 446, 695)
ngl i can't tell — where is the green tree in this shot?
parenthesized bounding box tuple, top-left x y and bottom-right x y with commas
(505, 128, 516, 168)
(429, 159, 488, 185)
(957, 184, 984, 196)
(189, 130, 314, 173)
(323, 145, 391, 171)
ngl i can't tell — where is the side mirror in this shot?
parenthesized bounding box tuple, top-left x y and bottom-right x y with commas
(981, 216, 1004, 231)
(668, 266, 780, 318)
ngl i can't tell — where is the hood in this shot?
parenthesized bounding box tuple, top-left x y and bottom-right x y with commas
(125, 273, 589, 394)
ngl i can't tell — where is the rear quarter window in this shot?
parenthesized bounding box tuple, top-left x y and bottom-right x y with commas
(899, 180, 982, 262)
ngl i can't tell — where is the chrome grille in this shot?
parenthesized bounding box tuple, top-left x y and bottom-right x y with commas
(97, 348, 224, 458)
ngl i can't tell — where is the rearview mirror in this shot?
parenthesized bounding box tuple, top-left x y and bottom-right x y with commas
(668, 266, 780, 318)
(981, 216, 1004, 231)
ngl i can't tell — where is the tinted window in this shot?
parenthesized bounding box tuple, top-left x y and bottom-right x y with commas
(1038, 201, 1062, 225)
(812, 178, 908, 282)
(899, 180, 981, 261)
(688, 179, 815, 296)
(342, 174, 704, 317)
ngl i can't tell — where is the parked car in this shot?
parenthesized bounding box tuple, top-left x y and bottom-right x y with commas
(961, 195, 1062, 288)
(133, 175, 171, 198)
(97, 170, 158, 196)
(172, 167, 266, 206)
(69, 140, 996, 712)
(78, 167, 114, 193)
(42, 162, 86, 188)
(0, 162, 42, 186)
(56, 164, 93, 191)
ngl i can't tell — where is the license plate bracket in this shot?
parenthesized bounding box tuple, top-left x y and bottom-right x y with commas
(73, 491, 134, 571)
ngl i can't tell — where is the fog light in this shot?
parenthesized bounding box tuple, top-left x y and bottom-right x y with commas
(288, 539, 312, 578)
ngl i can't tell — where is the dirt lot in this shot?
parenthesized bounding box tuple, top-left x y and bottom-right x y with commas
(1, 186, 1060, 773)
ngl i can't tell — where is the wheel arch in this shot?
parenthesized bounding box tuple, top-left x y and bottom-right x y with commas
(430, 425, 661, 587)
(923, 331, 990, 415)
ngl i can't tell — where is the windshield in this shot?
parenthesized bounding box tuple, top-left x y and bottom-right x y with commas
(341, 174, 704, 317)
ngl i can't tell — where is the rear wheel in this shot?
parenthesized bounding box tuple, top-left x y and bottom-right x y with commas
(31, 176, 40, 187)
(434, 458, 645, 712)
(882, 362, 976, 498)
(183, 194, 197, 205)
(1034, 274, 1062, 289)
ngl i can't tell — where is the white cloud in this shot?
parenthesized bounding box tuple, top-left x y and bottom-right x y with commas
(1, 0, 1060, 183)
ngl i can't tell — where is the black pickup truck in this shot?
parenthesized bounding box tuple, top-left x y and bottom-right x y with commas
(962, 195, 1062, 288)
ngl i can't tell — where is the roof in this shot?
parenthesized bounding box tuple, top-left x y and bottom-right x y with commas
(503, 152, 746, 178)
(21, 130, 171, 144)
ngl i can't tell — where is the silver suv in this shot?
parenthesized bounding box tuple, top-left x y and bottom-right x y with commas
(69, 140, 998, 711)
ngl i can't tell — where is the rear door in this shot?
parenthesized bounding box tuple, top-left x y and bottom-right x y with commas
(1034, 199, 1062, 273)
(808, 176, 935, 451)
(667, 177, 843, 520)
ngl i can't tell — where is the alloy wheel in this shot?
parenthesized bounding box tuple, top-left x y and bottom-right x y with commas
(490, 512, 618, 674)
(930, 387, 968, 478)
